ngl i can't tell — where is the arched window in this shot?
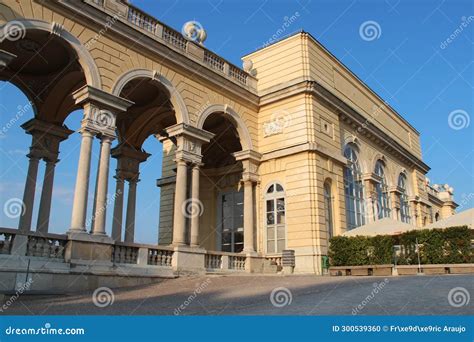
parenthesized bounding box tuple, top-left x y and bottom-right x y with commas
(265, 183, 286, 253)
(343, 145, 365, 230)
(398, 173, 411, 223)
(324, 181, 334, 239)
(374, 160, 391, 219)
(435, 212, 440, 221)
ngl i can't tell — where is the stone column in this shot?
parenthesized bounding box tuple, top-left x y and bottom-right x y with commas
(190, 163, 201, 247)
(111, 175, 125, 241)
(18, 154, 40, 233)
(69, 129, 95, 233)
(172, 159, 188, 246)
(36, 159, 57, 233)
(92, 136, 113, 236)
(243, 180, 255, 253)
(124, 178, 138, 243)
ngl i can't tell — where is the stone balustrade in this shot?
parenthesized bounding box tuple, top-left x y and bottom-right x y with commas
(148, 247, 173, 267)
(205, 252, 223, 270)
(112, 243, 139, 264)
(83, 0, 257, 90)
(0, 228, 15, 255)
(265, 255, 283, 269)
(26, 235, 67, 259)
(229, 255, 246, 271)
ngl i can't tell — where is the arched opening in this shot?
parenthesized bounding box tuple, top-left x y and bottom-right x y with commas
(112, 75, 178, 244)
(343, 144, 365, 230)
(324, 180, 334, 240)
(0, 26, 92, 234)
(199, 112, 245, 251)
(398, 173, 411, 223)
(265, 183, 286, 254)
(374, 160, 391, 220)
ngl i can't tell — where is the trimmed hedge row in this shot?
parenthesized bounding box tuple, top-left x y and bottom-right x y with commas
(328, 226, 473, 266)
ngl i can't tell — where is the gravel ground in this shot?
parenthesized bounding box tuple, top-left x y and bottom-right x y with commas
(2, 274, 472, 315)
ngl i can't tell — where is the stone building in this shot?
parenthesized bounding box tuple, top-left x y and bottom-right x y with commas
(0, 0, 457, 285)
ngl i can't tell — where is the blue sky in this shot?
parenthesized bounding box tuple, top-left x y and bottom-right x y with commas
(0, 0, 472, 243)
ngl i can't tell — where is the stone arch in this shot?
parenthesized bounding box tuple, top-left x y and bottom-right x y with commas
(372, 154, 393, 185)
(112, 69, 189, 125)
(196, 104, 253, 150)
(0, 19, 101, 88)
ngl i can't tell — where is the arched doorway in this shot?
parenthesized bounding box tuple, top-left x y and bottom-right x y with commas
(110, 73, 180, 244)
(196, 108, 257, 252)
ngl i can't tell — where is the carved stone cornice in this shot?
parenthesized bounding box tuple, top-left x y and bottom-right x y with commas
(261, 80, 430, 174)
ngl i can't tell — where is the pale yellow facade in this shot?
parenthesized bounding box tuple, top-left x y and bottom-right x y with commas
(0, 0, 457, 276)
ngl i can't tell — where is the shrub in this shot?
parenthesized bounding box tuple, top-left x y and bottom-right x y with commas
(328, 235, 393, 266)
(329, 226, 472, 266)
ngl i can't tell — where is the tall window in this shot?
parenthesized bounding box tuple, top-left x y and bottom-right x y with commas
(398, 173, 411, 223)
(344, 145, 365, 230)
(324, 182, 334, 239)
(265, 183, 286, 253)
(374, 160, 391, 219)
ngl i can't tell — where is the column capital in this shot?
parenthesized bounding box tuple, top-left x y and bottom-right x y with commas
(162, 123, 214, 164)
(72, 85, 133, 138)
(21, 118, 74, 161)
(111, 143, 150, 180)
(234, 149, 261, 183)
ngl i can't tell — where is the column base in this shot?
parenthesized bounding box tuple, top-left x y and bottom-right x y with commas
(245, 252, 264, 273)
(65, 232, 114, 264)
(172, 246, 206, 275)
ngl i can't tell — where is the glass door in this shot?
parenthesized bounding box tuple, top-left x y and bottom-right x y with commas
(219, 191, 244, 253)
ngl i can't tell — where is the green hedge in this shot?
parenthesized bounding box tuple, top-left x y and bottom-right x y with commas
(328, 226, 472, 266)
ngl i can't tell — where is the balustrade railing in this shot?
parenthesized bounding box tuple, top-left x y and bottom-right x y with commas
(0, 231, 14, 255)
(26, 236, 67, 259)
(148, 248, 173, 267)
(204, 50, 225, 72)
(229, 255, 246, 271)
(83, 0, 255, 89)
(205, 253, 222, 270)
(112, 244, 139, 264)
(162, 26, 187, 51)
(229, 65, 248, 85)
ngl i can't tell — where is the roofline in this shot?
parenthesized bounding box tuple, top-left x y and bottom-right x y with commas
(242, 31, 421, 135)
